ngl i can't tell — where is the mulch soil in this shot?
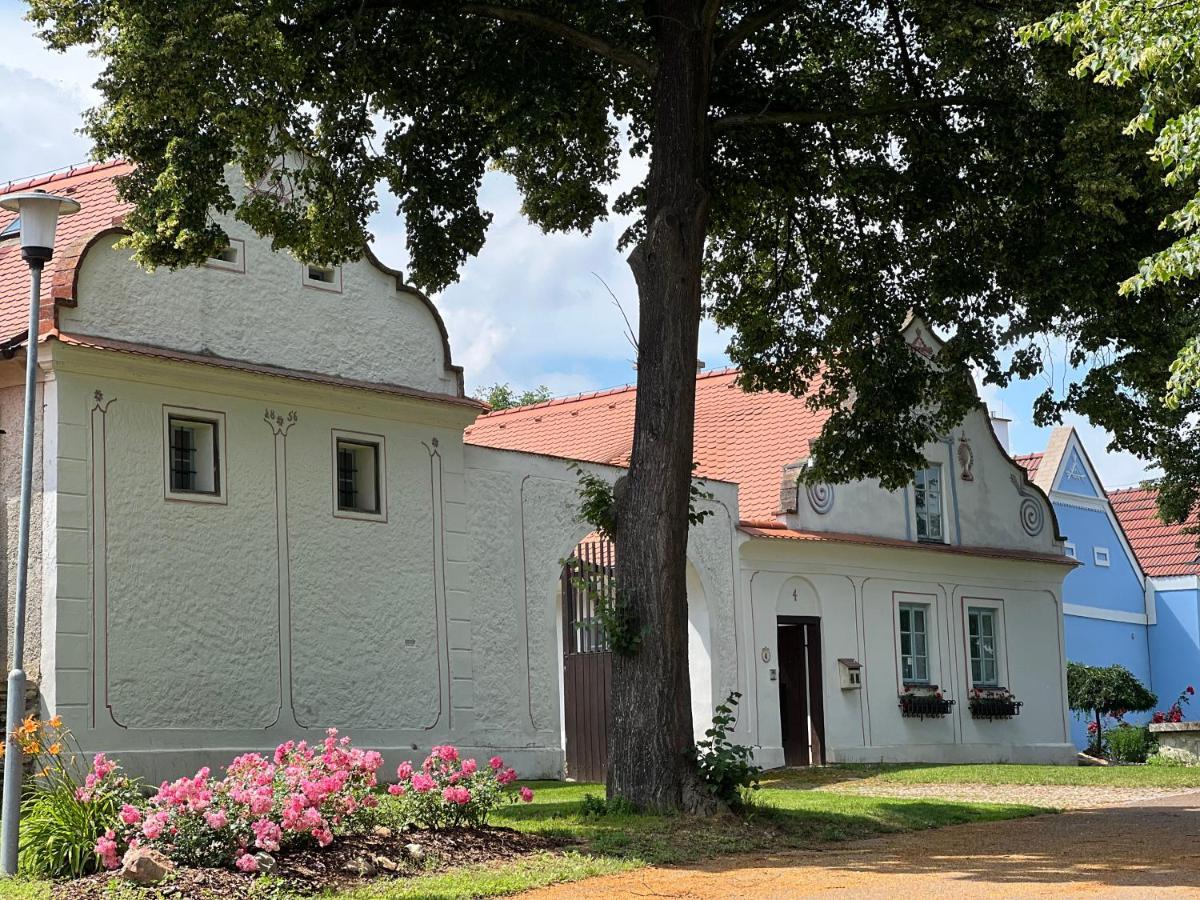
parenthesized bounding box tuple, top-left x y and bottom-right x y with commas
(53, 826, 569, 898)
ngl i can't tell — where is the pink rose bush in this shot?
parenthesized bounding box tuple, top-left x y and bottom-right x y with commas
(386, 745, 533, 828)
(86, 729, 382, 870)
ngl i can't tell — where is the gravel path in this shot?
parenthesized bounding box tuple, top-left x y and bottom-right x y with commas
(522, 791, 1200, 898)
(816, 779, 1186, 809)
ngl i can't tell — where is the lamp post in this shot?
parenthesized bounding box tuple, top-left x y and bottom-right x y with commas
(0, 189, 80, 876)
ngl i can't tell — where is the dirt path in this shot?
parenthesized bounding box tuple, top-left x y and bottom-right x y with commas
(816, 779, 1186, 809)
(523, 791, 1200, 898)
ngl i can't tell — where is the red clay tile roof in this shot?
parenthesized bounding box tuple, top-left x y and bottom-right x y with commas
(740, 521, 1076, 566)
(1012, 452, 1043, 482)
(1109, 486, 1200, 578)
(0, 161, 132, 344)
(464, 367, 830, 520)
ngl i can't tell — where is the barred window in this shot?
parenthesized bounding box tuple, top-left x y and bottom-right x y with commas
(333, 435, 383, 518)
(167, 417, 218, 495)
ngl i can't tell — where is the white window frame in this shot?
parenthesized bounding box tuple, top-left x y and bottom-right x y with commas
(303, 263, 342, 292)
(331, 429, 386, 522)
(205, 238, 245, 273)
(1064, 541, 1077, 560)
(162, 406, 227, 504)
(913, 462, 946, 543)
(963, 597, 1007, 690)
(1094, 546, 1111, 567)
(895, 593, 939, 687)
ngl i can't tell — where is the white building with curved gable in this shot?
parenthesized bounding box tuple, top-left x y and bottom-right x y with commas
(0, 162, 1076, 783)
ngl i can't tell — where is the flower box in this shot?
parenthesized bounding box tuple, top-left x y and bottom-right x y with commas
(898, 686, 954, 719)
(967, 688, 1023, 720)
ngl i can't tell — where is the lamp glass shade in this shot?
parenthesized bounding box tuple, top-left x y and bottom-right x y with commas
(0, 191, 81, 252)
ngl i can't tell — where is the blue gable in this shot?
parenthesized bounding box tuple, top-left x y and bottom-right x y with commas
(1057, 503, 1143, 614)
(1058, 447, 1099, 497)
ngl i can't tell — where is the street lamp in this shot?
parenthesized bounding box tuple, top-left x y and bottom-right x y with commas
(0, 189, 80, 876)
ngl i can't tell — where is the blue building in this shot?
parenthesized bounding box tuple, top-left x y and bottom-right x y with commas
(1110, 487, 1200, 710)
(1013, 428, 1157, 748)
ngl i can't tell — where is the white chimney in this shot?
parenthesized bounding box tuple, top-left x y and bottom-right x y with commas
(989, 410, 1011, 453)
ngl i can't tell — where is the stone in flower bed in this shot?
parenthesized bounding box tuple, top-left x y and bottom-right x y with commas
(52, 826, 566, 898)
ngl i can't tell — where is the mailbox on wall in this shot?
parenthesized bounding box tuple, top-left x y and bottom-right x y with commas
(838, 658, 863, 690)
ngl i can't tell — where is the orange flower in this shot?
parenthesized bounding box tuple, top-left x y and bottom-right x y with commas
(48, 715, 62, 729)
(48, 743, 61, 756)
(20, 716, 37, 736)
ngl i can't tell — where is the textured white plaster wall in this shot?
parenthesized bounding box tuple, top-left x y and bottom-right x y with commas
(0, 373, 46, 678)
(42, 346, 566, 785)
(60, 215, 460, 397)
(787, 407, 1061, 557)
(742, 538, 1074, 766)
(463, 446, 742, 757)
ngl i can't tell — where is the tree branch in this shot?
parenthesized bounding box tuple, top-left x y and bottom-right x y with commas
(712, 95, 994, 129)
(459, 3, 655, 77)
(714, 1, 799, 60)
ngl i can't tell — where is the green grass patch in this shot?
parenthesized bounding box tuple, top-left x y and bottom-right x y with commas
(326, 851, 633, 899)
(763, 762, 1200, 789)
(0, 878, 52, 900)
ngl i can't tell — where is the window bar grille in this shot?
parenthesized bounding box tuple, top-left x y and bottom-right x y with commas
(337, 447, 358, 509)
(171, 426, 197, 491)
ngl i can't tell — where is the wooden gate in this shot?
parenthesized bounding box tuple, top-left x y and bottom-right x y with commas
(561, 538, 613, 783)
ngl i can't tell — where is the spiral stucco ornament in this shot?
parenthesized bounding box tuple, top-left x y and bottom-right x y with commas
(1019, 496, 1045, 537)
(1010, 474, 1045, 537)
(806, 483, 835, 515)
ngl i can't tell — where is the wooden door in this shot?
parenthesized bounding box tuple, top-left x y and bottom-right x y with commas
(777, 617, 825, 766)
(561, 540, 613, 783)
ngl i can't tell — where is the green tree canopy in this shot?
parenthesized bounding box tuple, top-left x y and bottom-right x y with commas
(27, 0, 1196, 810)
(1023, 1, 1200, 527)
(475, 383, 553, 411)
(1067, 661, 1157, 734)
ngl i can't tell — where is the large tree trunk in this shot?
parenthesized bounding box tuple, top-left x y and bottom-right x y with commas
(608, 0, 713, 814)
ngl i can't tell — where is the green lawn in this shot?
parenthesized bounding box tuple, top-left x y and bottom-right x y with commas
(3, 778, 1050, 900)
(324, 779, 1043, 899)
(763, 762, 1200, 789)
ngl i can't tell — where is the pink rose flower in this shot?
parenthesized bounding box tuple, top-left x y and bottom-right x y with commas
(412, 772, 435, 793)
(119, 804, 142, 825)
(461, 758, 478, 775)
(204, 809, 228, 830)
(235, 852, 259, 873)
(489, 756, 504, 770)
(519, 786, 534, 803)
(397, 761, 413, 781)
(442, 786, 471, 805)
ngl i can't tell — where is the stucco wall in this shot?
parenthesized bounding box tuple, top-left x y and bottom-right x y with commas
(786, 405, 1061, 558)
(1149, 587, 1200, 702)
(59, 207, 460, 398)
(1056, 503, 1144, 615)
(0, 367, 52, 680)
(1064, 614, 1153, 747)
(462, 445, 742, 759)
(741, 538, 1074, 766)
(43, 344, 539, 783)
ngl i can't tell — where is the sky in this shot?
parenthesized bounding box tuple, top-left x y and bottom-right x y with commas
(0, 0, 1155, 488)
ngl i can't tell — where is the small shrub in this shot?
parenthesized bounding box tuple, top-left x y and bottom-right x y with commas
(1106, 724, 1155, 764)
(1151, 684, 1195, 724)
(1067, 662, 1156, 756)
(386, 746, 534, 828)
(9, 716, 142, 878)
(579, 792, 636, 818)
(693, 692, 760, 809)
